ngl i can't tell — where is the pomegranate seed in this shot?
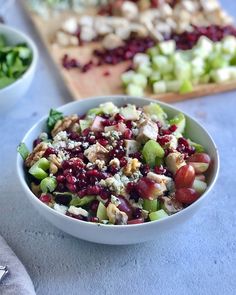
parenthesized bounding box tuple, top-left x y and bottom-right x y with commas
(108, 165, 119, 175)
(77, 189, 87, 197)
(86, 185, 101, 195)
(125, 121, 132, 129)
(129, 152, 142, 161)
(33, 138, 41, 148)
(90, 200, 99, 212)
(82, 128, 90, 136)
(66, 183, 77, 192)
(140, 164, 150, 176)
(98, 138, 109, 146)
(133, 208, 142, 219)
(89, 217, 99, 223)
(44, 147, 56, 157)
(154, 165, 166, 175)
(100, 188, 111, 200)
(157, 136, 170, 146)
(114, 113, 125, 122)
(119, 157, 127, 167)
(123, 129, 132, 139)
(169, 125, 177, 132)
(103, 70, 110, 76)
(40, 194, 51, 203)
(63, 169, 72, 177)
(66, 175, 77, 184)
(56, 175, 66, 183)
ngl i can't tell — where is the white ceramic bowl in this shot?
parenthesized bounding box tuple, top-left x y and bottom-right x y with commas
(0, 24, 38, 112)
(17, 96, 219, 245)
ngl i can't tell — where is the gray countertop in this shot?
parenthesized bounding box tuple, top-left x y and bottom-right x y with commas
(0, 1, 236, 294)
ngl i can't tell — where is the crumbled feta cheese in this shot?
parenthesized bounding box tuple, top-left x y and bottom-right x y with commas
(54, 131, 68, 142)
(39, 132, 48, 141)
(82, 142, 89, 149)
(68, 206, 89, 217)
(111, 195, 121, 206)
(109, 158, 120, 168)
(54, 204, 68, 215)
(95, 159, 106, 170)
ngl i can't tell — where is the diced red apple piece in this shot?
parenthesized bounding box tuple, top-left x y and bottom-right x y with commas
(91, 116, 105, 132)
(136, 177, 163, 200)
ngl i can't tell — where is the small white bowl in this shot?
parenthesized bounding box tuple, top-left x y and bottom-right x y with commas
(17, 96, 219, 245)
(0, 24, 38, 112)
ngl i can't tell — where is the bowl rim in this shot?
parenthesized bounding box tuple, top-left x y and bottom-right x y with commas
(16, 95, 220, 229)
(0, 23, 38, 93)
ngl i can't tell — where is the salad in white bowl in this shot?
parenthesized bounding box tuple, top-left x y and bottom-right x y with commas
(18, 100, 212, 226)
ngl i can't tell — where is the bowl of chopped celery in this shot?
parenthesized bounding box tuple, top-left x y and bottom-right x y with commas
(0, 24, 38, 112)
(17, 96, 219, 245)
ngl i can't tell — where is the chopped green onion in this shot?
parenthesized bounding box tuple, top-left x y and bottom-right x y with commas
(40, 177, 57, 193)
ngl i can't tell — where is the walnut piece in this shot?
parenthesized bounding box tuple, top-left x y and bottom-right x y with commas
(123, 158, 141, 176)
(48, 154, 62, 174)
(25, 142, 48, 168)
(51, 114, 79, 138)
(106, 203, 128, 225)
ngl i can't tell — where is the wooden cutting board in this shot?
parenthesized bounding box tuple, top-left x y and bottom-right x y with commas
(23, 2, 236, 103)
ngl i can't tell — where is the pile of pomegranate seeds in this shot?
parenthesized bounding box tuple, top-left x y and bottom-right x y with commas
(170, 25, 236, 50)
(62, 36, 155, 71)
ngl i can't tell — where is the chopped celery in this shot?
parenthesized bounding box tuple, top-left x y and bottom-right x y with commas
(165, 80, 181, 92)
(137, 63, 152, 77)
(121, 70, 135, 85)
(126, 83, 144, 97)
(69, 195, 95, 207)
(180, 80, 193, 94)
(29, 158, 50, 180)
(152, 56, 169, 71)
(222, 35, 236, 55)
(96, 202, 108, 221)
(143, 103, 168, 126)
(143, 199, 160, 213)
(187, 139, 204, 152)
(142, 140, 165, 168)
(40, 177, 57, 193)
(149, 209, 168, 221)
(131, 73, 148, 88)
(169, 113, 186, 134)
(147, 46, 159, 57)
(149, 71, 161, 85)
(153, 81, 167, 94)
(120, 104, 140, 120)
(17, 142, 29, 160)
(87, 107, 102, 117)
(100, 102, 119, 115)
(159, 40, 176, 55)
